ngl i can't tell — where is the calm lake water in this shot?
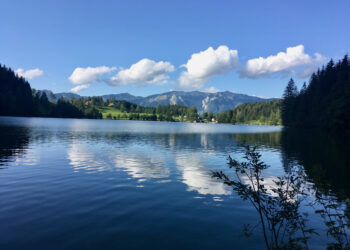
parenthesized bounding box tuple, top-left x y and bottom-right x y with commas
(0, 117, 349, 249)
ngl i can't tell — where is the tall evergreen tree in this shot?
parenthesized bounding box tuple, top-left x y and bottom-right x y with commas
(283, 78, 298, 99)
(282, 78, 298, 126)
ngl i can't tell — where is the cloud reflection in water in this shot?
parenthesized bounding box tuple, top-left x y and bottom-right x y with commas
(68, 143, 110, 173)
(176, 154, 231, 196)
(113, 151, 170, 182)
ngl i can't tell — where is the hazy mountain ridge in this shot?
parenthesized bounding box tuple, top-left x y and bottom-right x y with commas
(43, 90, 276, 114)
(41, 90, 80, 101)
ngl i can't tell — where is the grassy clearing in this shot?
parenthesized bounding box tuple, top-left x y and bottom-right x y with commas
(97, 106, 156, 120)
(97, 106, 194, 122)
(97, 106, 124, 119)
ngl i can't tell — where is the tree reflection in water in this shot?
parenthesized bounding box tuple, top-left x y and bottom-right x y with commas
(215, 130, 350, 249)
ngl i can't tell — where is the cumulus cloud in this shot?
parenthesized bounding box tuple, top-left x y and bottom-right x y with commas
(70, 84, 91, 93)
(240, 45, 326, 79)
(178, 45, 239, 89)
(68, 66, 116, 84)
(107, 58, 175, 86)
(203, 86, 220, 93)
(15, 68, 43, 79)
(297, 52, 327, 78)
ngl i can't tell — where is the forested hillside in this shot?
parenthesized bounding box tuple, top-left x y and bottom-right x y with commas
(0, 64, 198, 121)
(99, 98, 199, 122)
(0, 64, 102, 119)
(0, 65, 34, 116)
(216, 100, 282, 125)
(282, 55, 350, 132)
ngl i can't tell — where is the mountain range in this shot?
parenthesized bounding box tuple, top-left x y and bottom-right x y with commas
(43, 90, 276, 114)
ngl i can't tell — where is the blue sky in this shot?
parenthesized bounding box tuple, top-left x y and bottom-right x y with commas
(1, 0, 349, 97)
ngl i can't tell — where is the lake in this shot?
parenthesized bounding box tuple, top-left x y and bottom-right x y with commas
(0, 117, 349, 249)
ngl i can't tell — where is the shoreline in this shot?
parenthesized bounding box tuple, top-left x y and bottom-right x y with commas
(0, 115, 282, 127)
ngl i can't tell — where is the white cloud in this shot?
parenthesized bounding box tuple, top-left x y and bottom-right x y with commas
(298, 52, 327, 78)
(107, 58, 175, 86)
(241, 45, 326, 79)
(15, 68, 43, 79)
(68, 66, 116, 84)
(178, 45, 239, 89)
(70, 84, 90, 93)
(203, 86, 220, 93)
(178, 74, 207, 90)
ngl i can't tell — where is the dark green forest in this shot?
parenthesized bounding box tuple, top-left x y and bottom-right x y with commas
(216, 100, 282, 125)
(282, 55, 350, 132)
(0, 64, 34, 116)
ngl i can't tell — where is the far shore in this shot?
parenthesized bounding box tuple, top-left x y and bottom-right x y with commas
(0, 115, 282, 126)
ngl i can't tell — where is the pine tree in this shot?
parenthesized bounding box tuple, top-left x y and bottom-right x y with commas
(283, 78, 298, 99)
(282, 78, 298, 127)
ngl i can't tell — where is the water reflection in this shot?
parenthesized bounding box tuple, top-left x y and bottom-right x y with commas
(231, 132, 282, 150)
(113, 150, 170, 181)
(1, 117, 349, 202)
(0, 125, 31, 166)
(281, 129, 350, 199)
(66, 140, 172, 188)
(176, 153, 231, 196)
(68, 142, 109, 173)
(1, 117, 350, 249)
